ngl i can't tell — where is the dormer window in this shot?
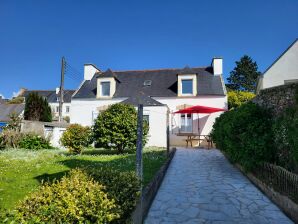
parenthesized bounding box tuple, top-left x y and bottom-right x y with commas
(181, 79, 193, 94)
(143, 80, 152, 86)
(97, 77, 116, 98)
(101, 81, 111, 96)
(178, 74, 197, 97)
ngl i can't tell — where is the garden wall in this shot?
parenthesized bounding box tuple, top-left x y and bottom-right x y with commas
(253, 83, 298, 116)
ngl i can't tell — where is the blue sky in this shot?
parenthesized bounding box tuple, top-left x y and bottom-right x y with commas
(0, 0, 297, 98)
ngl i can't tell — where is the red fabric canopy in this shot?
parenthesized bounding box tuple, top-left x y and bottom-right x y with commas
(174, 105, 227, 114)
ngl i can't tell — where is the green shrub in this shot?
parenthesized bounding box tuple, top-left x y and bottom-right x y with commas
(0, 129, 24, 149)
(60, 124, 92, 154)
(211, 102, 275, 170)
(14, 169, 119, 223)
(93, 103, 149, 153)
(88, 168, 140, 223)
(19, 134, 51, 150)
(227, 90, 255, 109)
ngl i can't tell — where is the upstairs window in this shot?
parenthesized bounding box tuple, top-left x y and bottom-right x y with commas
(66, 106, 70, 113)
(181, 79, 193, 95)
(101, 81, 111, 97)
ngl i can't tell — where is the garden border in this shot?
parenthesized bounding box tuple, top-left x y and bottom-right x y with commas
(235, 164, 298, 223)
(131, 147, 177, 224)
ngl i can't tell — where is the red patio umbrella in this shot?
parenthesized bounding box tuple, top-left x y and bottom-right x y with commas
(174, 105, 227, 114)
(174, 105, 227, 133)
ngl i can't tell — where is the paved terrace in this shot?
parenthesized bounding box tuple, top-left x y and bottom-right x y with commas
(145, 148, 293, 224)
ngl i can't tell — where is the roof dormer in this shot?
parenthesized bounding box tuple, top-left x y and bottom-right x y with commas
(177, 74, 197, 97)
(96, 69, 116, 98)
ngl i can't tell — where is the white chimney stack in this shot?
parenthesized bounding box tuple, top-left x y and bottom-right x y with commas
(212, 57, 223, 75)
(84, 64, 100, 80)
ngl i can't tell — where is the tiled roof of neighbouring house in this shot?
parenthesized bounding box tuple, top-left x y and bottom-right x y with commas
(22, 90, 75, 103)
(73, 66, 226, 101)
(0, 104, 25, 122)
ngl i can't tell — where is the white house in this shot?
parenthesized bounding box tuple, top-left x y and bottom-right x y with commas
(256, 38, 298, 94)
(71, 59, 227, 147)
(22, 89, 75, 120)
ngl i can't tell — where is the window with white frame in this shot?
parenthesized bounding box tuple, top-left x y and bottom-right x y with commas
(181, 79, 193, 95)
(66, 106, 70, 113)
(100, 81, 111, 97)
(180, 113, 192, 132)
(56, 106, 59, 113)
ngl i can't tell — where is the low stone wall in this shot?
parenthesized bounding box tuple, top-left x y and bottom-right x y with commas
(236, 164, 298, 223)
(253, 83, 298, 116)
(132, 148, 176, 224)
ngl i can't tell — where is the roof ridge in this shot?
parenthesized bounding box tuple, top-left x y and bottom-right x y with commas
(112, 66, 208, 73)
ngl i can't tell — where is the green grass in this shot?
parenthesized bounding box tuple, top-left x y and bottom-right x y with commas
(0, 147, 167, 210)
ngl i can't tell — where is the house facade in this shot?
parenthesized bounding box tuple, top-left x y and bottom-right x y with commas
(256, 39, 298, 94)
(22, 89, 75, 120)
(71, 58, 227, 147)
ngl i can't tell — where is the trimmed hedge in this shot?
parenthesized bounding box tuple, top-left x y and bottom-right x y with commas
(211, 102, 275, 170)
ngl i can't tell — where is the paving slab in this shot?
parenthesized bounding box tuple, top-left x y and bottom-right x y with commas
(145, 148, 293, 224)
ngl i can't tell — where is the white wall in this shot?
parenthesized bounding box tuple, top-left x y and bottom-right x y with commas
(144, 106, 168, 147)
(70, 98, 125, 126)
(70, 95, 227, 147)
(260, 40, 298, 91)
(44, 126, 66, 148)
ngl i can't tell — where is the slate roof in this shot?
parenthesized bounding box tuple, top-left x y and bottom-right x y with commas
(22, 90, 75, 103)
(0, 104, 25, 122)
(73, 66, 226, 103)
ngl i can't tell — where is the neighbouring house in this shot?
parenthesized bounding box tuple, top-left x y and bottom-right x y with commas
(71, 58, 227, 147)
(256, 38, 298, 94)
(21, 89, 75, 120)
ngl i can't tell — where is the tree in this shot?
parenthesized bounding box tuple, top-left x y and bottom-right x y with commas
(227, 55, 261, 92)
(24, 92, 52, 122)
(228, 90, 255, 109)
(92, 103, 149, 153)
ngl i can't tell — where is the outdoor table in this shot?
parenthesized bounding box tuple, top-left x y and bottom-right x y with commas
(176, 133, 213, 149)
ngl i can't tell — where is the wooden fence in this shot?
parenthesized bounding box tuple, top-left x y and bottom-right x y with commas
(253, 163, 298, 204)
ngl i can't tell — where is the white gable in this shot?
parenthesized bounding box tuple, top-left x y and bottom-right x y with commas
(259, 39, 298, 92)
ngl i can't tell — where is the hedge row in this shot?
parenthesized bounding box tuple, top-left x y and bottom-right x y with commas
(212, 101, 298, 172)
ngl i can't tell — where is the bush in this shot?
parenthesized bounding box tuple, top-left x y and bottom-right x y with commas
(227, 90, 255, 109)
(0, 129, 24, 149)
(19, 133, 51, 150)
(60, 124, 92, 154)
(211, 102, 275, 170)
(93, 103, 149, 153)
(88, 168, 140, 223)
(14, 169, 119, 224)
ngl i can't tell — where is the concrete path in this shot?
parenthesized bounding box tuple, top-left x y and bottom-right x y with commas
(145, 148, 293, 224)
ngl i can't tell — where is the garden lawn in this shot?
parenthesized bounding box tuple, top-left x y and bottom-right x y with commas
(0, 147, 167, 211)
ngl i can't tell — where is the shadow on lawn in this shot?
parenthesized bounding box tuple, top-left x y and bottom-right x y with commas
(34, 155, 135, 184)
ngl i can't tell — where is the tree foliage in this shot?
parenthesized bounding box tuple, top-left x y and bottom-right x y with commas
(92, 103, 149, 153)
(24, 92, 52, 122)
(227, 55, 261, 92)
(228, 90, 255, 109)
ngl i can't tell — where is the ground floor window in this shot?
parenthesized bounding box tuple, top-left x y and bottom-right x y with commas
(143, 115, 149, 126)
(180, 113, 192, 132)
